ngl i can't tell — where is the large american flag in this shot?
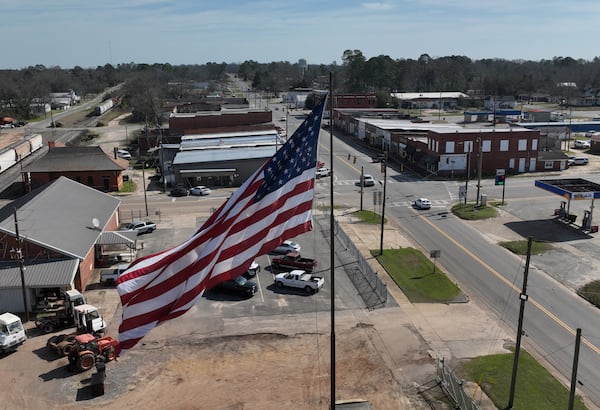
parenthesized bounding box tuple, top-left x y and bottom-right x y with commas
(116, 97, 326, 352)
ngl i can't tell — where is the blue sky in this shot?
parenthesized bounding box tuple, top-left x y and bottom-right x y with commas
(2, 0, 599, 69)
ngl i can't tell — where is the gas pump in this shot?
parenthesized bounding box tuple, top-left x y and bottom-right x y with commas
(554, 201, 567, 219)
(582, 210, 592, 231)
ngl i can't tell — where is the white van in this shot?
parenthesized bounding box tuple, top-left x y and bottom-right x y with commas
(0, 312, 26, 352)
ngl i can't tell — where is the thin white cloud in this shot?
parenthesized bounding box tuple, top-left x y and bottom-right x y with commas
(361, 2, 395, 11)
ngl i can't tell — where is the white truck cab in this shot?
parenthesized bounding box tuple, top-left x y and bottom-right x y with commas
(0, 312, 26, 352)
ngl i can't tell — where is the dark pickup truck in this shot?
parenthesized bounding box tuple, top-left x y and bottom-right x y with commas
(271, 252, 317, 272)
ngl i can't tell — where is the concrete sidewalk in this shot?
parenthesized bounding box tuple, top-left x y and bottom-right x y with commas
(336, 212, 506, 409)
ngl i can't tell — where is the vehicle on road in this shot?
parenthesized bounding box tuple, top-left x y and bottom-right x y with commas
(170, 186, 189, 197)
(271, 240, 301, 254)
(574, 140, 591, 149)
(0, 312, 26, 352)
(213, 275, 257, 297)
(372, 153, 385, 163)
(99, 263, 130, 285)
(568, 157, 589, 166)
(359, 174, 375, 187)
(315, 167, 331, 178)
(414, 198, 432, 210)
(189, 185, 211, 196)
(271, 252, 317, 272)
(274, 270, 324, 293)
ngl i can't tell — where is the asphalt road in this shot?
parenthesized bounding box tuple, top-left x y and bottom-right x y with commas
(312, 129, 600, 408)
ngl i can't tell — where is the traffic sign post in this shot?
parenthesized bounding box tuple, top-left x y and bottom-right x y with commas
(496, 169, 506, 204)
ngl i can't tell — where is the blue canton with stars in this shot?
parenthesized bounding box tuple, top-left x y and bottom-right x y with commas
(255, 97, 326, 201)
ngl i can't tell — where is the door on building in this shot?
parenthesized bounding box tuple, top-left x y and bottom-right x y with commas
(518, 158, 526, 173)
(529, 158, 536, 172)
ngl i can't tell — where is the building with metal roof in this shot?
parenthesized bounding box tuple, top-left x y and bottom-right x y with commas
(167, 130, 283, 187)
(0, 177, 126, 313)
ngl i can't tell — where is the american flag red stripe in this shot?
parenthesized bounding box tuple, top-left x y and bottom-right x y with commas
(116, 98, 326, 352)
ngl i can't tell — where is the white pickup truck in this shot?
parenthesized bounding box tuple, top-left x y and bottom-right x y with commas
(274, 270, 324, 293)
(99, 263, 130, 285)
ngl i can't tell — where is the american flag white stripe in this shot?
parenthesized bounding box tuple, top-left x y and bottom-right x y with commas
(116, 97, 326, 353)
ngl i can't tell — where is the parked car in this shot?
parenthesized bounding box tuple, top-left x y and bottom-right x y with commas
(274, 270, 324, 293)
(213, 275, 257, 297)
(123, 221, 156, 234)
(568, 157, 589, 166)
(574, 140, 591, 149)
(99, 263, 130, 285)
(414, 198, 432, 210)
(117, 149, 132, 160)
(271, 252, 317, 272)
(170, 186, 189, 197)
(315, 167, 331, 178)
(245, 260, 260, 277)
(189, 185, 211, 196)
(360, 174, 375, 187)
(271, 240, 301, 254)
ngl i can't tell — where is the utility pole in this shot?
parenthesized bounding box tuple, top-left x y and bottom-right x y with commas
(360, 166, 364, 211)
(464, 151, 470, 205)
(507, 236, 532, 409)
(142, 163, 149, 217)
(327, 74, 336, 410)
(12, 209, 29, 322)
(379, 152, 388, 256)
(568, 328, 582, 410)
(476, 137, 483, 205)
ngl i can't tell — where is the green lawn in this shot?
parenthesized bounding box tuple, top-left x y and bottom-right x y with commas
(577, 280, 600, 308)
(459, 350, 587, 409)
(499, 240, 553, 255)
(373, 247, 461, 302)
(353, 209, 386, 225)
(452, 202, 498, 220)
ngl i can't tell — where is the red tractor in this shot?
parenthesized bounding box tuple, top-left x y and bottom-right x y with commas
(67, 333, 119, 372)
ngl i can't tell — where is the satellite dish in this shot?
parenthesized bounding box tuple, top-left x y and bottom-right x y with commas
(92, 218, 100, 229)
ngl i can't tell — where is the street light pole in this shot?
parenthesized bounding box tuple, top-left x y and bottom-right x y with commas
(476, 137, 483, 205)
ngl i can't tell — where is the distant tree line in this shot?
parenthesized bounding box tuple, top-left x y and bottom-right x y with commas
(2, 50, 600, 121)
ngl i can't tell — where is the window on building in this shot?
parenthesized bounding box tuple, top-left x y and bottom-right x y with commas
(87, 176, 94, 186)
(500, 140, 509, 151)
(532, 139, 538, 150)
(544, 161, 553, 169)
(482, 140, 491, 152)
(518, 139, 527, 151)
(446, 141, 455, 153)
(464, 141, 473, 153)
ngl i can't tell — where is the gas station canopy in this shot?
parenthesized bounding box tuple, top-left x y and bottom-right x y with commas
(535, 178, 600, 200)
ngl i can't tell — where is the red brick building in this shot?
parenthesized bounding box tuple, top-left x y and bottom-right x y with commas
(21, 145, 128, 192)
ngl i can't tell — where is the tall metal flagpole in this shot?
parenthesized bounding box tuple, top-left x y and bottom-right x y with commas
(328, 73, 336, 410)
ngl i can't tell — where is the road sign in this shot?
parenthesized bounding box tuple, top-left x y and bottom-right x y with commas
(495, 175, 505, 186)
(496, 168, 505, 176)
(459, 186, 466, 198)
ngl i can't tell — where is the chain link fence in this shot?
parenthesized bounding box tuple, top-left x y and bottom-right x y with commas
(315, 214, 387, 309)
